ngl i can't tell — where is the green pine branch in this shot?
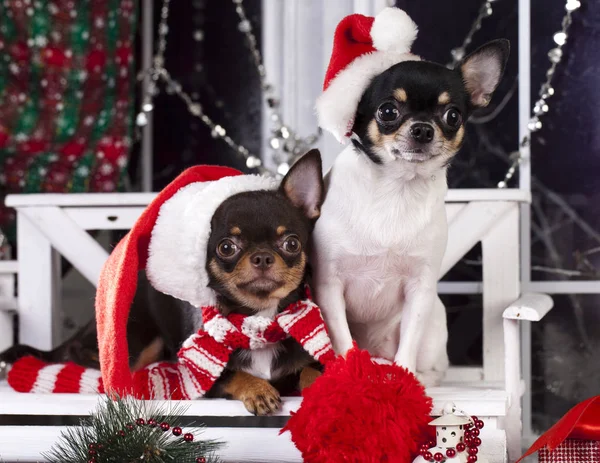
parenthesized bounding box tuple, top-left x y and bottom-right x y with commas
(43, 395, 222, 463)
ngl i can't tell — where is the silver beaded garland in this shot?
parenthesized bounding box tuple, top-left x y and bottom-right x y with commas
(448, 0, 497, 69)
(136, 0, 323, 175)
(498, 0, 581, 188)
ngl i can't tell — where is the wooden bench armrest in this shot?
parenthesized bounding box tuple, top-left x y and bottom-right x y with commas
(502, 293, 554, 322)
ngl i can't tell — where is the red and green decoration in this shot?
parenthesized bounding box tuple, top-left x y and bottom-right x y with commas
(43, 394, 223, 463)
(0, 0, 137, 238)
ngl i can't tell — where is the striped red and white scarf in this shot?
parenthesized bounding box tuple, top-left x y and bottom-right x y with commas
(7, 297, 335, 399)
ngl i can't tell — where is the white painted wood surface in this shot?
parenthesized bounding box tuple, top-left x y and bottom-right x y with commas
(0, 424, 508, 463)
(504, 317, 523, 463)
(503, 293, 554, 321)
(0, 382, 508, 418)
(0, 256, 17, 351)
(20, 207, 109, 287)
(16, 211, 61, 351)
(5, 188, 530, 208)
(0, 380, 508, 463)
(0, 426, 303, 463)
(482, 204, 520, 383)
(441, 201, 514, 277)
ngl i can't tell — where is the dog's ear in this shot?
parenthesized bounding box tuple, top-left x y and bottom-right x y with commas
(460, 39, 510, 108)
(279, 149, 324, 220)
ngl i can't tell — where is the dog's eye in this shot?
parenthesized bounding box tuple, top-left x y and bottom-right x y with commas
(217, 239, 239, 258)
(443, 108, 462, 128)
(376, 102, 400, 123)
(282, 235, 301, 254)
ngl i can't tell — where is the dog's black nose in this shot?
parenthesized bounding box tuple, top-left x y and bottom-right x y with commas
(410, 123, 434, 144)
(250, 252, 274, 269)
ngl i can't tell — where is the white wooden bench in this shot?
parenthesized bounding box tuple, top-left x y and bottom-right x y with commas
(0, 189, 553, 463)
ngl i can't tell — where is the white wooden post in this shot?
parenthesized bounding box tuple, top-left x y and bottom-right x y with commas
(518, 0, 534, 448)
(20, 207, 109, 287)
(0, 257, 16, 352)
(482, 204, 520, 383)
(16, 212, 61, 350)
(504, 317, 522, 463)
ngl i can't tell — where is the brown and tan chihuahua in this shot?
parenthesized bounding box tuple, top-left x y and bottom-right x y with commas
(1, 150, 325, 415)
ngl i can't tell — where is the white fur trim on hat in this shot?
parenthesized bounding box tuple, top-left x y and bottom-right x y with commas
(146, 174, 278, 307)
(316, 50, 419, 143)
(371, 8, 418, 53)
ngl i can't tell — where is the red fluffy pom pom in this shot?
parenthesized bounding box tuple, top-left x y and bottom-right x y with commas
(281, 345, 433, 463)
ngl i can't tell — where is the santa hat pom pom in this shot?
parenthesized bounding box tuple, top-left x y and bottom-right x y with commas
(281, 345, 432, 463)
(371, 7, 418, 53)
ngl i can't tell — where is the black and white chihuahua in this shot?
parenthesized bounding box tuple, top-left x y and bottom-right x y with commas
(312, 40, 510, 386)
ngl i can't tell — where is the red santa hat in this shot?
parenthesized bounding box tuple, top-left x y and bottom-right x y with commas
(316, 7, 420, 143)
(95, 165, 278, 395)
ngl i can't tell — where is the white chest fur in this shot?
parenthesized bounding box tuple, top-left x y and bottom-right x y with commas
(239, 306, 281, 381)
(241, 345, 281, 380)
(311, 144, 450, 366)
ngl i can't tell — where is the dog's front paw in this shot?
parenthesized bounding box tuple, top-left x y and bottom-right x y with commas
(240, 380, 282, 416)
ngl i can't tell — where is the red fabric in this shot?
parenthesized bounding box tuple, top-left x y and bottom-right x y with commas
(53, 362, 85, 393)
(95, 165, 242, 397)
(323, 14, 376, 91)
(7, 355, 104, 394)
(281, 344, 432, 463)
(538, 440, 600, 463)
(9, 297, 335, 400)
(519, 396, 600, 462)
(6, 355, 43, 392)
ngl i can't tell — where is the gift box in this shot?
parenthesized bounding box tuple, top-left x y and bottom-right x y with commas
(538, 439, 600, 463)
(519, 396, 600, 463)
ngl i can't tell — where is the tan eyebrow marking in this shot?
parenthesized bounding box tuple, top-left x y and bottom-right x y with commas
(276, 226, 287, 235)
(230, 226, 241, 235)
(438, 92, 451, 105)
(394, 88, 407, 102)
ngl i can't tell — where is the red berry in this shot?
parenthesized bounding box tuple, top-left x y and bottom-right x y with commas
(88, 459, 96, 463)
(160, 422, 170, 432)
(475, 420, 485, 429)
(172, 426, 183, 436)
(196, 458, 206, 463)
(471, 428, 480, 437)
(117, 430, 126, 437)
(148, 418, 157, 427)
(473, 438, 482, 447)
(136, 418, 145, 426)
(88, 443, 97, 450)
(467, 456, 478, 463)
(184, 433, 194, 442)
(446, 449, 456, 458)
(424, 452, 433, 461)
(88, 450, 97, 456)
(434, 452, 444, 461)
(126, 423, 135, 431)
(471, 416, 478, 422)
(421, 444, 430, 453)
(464, 430, 472, 439)
(469, 447, 479, 455)
(456, 443, 466, 452)
(428, 441, 436, 448)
